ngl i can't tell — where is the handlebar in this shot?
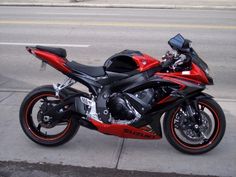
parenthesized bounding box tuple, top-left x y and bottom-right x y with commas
(161, 50, 190, 71)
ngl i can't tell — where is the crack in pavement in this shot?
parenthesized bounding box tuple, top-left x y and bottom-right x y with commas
(0, 92, 14, 103)
(115, 138, 125, 169)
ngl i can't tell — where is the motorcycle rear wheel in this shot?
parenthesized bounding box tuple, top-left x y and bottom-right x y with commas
(163, 97, 226, 154)
(19, 85, 79, 146)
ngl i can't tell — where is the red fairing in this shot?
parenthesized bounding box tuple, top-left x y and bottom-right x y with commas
(156, 63, 209, 84)
(89, 119, 161, 139)
(133, 54, 160, 72)
(34, 50, 72, 74)
(155, 63, 209, 104)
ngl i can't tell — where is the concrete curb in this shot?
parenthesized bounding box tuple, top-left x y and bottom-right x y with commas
(0, 161, 217, 177)
(0, 2, 236, 10)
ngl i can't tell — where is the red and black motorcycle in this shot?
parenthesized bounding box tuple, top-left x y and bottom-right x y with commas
(20, 34, 226, 154)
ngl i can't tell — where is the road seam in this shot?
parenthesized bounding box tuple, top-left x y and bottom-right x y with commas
(0, 92, 14, 103)
(115, 138, 125, 169)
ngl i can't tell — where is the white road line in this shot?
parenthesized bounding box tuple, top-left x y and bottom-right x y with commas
(0, 12, 121, 16)
(37, 12, 122, 16)
(0, 42, 90, 48)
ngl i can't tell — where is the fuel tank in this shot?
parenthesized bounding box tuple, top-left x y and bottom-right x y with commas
(104, 50, 160, 74)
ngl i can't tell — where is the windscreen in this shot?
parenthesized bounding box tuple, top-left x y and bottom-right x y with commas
(190, 48, 209, 72)
(168, 34, 185, 51)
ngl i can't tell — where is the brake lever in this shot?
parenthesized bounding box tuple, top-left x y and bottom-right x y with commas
(172, 55, 186, 70)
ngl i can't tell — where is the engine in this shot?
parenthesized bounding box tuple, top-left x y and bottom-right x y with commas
(107, 88, 155, 121)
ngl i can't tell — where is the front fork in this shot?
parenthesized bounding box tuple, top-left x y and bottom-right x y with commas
(185, 99, 202, 124)
(184, 99, 207, 138)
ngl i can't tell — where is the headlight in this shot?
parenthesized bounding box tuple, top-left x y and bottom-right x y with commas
(205, 68, 209, 75)
(204, 68, 212, 77)
(204, 68, 214, 85)
(205, 68, 212, 76)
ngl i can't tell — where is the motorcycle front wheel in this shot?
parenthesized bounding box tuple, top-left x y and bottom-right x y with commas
(164, 97, 226, 154)
(19, 85, 79, 146)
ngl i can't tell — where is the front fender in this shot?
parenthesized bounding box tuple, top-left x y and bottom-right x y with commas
(191, 92, 213, 100)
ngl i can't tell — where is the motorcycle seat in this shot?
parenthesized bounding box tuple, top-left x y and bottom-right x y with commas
(66, 61, 106, 77)
(36, 46, 67, 58)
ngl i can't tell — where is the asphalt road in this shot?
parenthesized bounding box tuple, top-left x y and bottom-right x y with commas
(0, 6, 236, 98)
(0, 6, 236, 177)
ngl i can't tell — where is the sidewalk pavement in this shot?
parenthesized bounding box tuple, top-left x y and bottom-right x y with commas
(0, 90, 236, 177)
(0, 0, 236, 9)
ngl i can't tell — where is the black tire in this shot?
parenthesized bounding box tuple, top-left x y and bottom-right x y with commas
(163, 98, 226, 154)
(19, 85, 79, 146)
